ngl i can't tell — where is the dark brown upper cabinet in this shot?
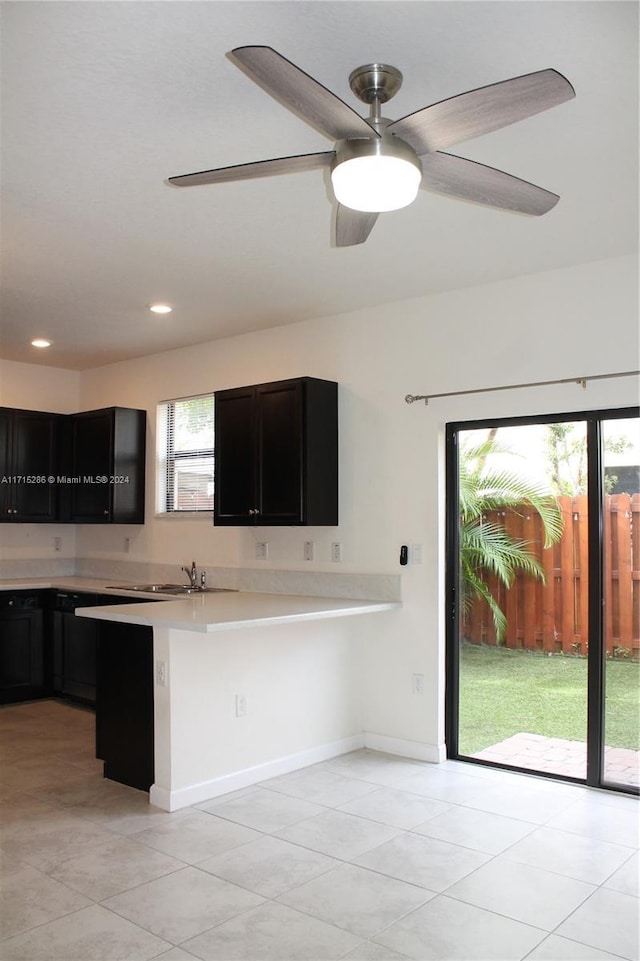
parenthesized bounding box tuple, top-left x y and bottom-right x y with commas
(62, 407, 146, 524)
(214, 377, 338, 526)
(0, 408, 61, 522)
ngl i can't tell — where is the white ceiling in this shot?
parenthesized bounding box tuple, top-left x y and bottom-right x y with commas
(1, 1, 637, 371)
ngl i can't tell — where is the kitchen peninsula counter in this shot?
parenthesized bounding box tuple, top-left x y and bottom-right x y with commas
(104, 588, 399, 811)
(77, 590, 398, 632)
(0, 578, 398, 629)
(2, 576, 401, 812)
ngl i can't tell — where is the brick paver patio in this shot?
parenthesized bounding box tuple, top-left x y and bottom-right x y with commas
(473, 732, 639, 787)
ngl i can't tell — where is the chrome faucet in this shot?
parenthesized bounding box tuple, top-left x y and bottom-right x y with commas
(181, 560, 198, 589)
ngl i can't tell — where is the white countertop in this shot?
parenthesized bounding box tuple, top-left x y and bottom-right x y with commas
(79, 592, 398, 633)
(0, 576, 163, 597)
(0, 577, 399, 633)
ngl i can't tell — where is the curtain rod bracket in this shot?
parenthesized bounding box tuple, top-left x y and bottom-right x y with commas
(405, 394, 429, 405)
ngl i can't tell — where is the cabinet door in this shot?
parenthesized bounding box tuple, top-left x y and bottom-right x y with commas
(256, 381, 303, 524)
(62, 614, 97, 703)
(214, 378, 338, 527)
(0, 609, 44, 703)
(0, 409, 59, 522)
(0, 409, 10, 519)
(52, 611, 64, 694)
(214, 387, 256, 524)
(63, 408, 145, 524)
(69, 411, 113, 521)
(12, 411, 59, 522)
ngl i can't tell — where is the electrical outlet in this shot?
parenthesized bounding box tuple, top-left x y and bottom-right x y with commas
(123, 536, 131, 553)
(53, 536, 62, 552)
(235, 694, 247, 717)
(331, 541, 342, 562)
(156, 660, 167, 687)
(412, 673, 425, 694)
(255, 541, 268, 560)
(304, 540, 314, 561)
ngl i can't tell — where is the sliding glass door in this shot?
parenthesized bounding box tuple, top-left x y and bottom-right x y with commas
(602, 417, 640, 789)
(446, 407, 639, 792)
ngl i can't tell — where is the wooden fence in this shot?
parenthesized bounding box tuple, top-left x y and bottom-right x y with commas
(462, 493, 640, 658)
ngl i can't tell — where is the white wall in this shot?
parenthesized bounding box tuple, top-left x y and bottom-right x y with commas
(73, 255, 638, 573)
(152, 615, 368, 809)
(0, 359, 80, 413)
(1, 254, 638, 758)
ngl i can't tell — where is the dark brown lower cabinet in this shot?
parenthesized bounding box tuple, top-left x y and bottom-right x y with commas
(53, 610, 98, 704)
(0, 594, 46, 703)
(95, 621, 154, 791)
(52, 592, 144, 706)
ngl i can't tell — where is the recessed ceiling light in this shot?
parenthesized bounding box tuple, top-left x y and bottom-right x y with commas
(31, 338, 52, 348)
(149, 303, 173, 314)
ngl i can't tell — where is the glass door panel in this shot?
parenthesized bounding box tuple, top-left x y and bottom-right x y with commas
(456, 421, 589, 780)
(602, 416, 640, 789)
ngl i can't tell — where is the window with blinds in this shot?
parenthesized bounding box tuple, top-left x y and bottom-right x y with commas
(156, 394, 215, 513)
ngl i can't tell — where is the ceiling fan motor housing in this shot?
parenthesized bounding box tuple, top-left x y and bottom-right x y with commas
(333, 129, 422, 174)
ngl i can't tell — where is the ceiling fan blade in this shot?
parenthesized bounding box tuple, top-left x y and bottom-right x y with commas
(388, 69, 575, 155)
(420, 151, 559, 215)
(228, 46, 378, 142)
(167, 150, 334, 187)
(335, 205, 379, 247)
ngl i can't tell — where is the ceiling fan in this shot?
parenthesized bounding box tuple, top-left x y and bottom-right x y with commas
(167, 46, 575, 247)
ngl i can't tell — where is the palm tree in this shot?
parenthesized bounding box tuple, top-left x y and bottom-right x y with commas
(459, 437, 564, 642)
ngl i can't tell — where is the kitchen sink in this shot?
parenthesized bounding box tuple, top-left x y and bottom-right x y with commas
(106, 584, 236, 596)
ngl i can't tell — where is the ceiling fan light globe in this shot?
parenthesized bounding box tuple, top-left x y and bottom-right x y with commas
(331, 154, 421, 213)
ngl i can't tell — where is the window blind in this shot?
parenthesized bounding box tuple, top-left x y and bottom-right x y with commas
(156, 394, 215, 513)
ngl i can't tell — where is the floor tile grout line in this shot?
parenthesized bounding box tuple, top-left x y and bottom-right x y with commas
(267, 869, 436, 943)
(439, 885, 589, 938)
(539, 885, 638, 961)
(496, 839, 640, 888)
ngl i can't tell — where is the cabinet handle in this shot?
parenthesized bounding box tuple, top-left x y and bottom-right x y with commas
(8, 600, 14, 606)
(248, 508, 260, 516)
(103, 510, 110, 516)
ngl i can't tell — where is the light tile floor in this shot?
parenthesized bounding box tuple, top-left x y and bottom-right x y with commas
(0, 700, 638, 961)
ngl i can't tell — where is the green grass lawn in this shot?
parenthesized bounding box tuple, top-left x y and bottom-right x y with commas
(459, 643, 640, 755)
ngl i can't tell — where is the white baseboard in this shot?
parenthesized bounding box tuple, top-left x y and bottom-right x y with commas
(363, 732, 446, 763)
(149, 731, 445, 811)
(150, 733, 365, 811)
